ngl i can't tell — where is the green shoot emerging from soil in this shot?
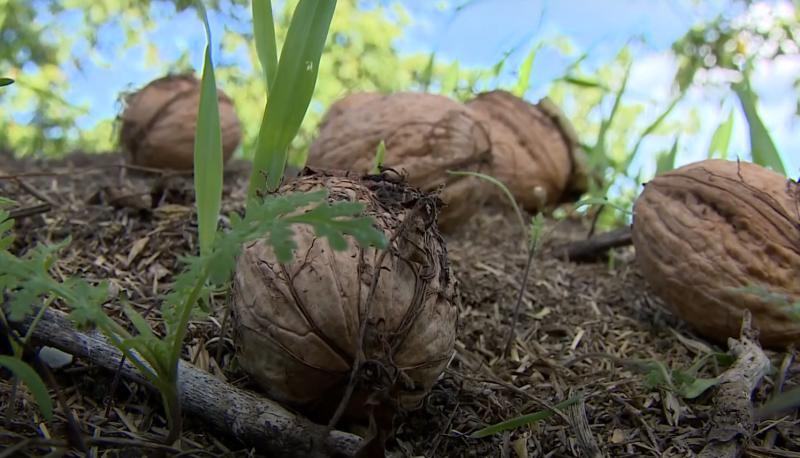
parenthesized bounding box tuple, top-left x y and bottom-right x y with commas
(0, 197, 55, 424)
(0, 186, 387, 443)
(0, 1, 384, 445)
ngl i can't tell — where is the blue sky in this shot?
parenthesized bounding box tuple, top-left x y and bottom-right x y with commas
(19, 0, 800, 179)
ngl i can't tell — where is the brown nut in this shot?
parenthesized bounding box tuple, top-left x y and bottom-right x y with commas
(317, 91, 384, 131)
(465, 90, 590, 212)
(306, 91, 493, 232)
(117, 73, 242, 170)
(230, 168, 460, 423)
(631, 158, 800, 348)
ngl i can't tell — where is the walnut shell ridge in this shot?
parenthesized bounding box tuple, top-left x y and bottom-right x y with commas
(317, 91, 384, 131)
(117, 73, 242, 170)
(306, 91, 493, 232)
(631, 158, 800, 349)
(465, 90, 590, 212)
(230, 168, 460, 423)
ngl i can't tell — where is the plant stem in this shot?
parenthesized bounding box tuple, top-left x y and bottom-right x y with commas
(168, 276, 206, 382)
(503, 244, 535, 357)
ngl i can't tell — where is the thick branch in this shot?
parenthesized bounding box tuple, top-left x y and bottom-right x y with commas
(697, 310, 770, 458)
(12, 307, 363, 458)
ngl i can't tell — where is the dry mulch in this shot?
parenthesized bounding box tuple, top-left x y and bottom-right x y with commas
(1, 150, 800, 458)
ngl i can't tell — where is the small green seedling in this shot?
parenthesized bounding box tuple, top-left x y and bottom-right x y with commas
(372, 140, 386, 174)
(447, 170, 633, 356)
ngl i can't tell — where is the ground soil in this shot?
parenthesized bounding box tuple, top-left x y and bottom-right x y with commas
(1, 151, 799, 458)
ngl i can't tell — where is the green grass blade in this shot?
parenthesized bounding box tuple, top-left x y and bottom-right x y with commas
(557, 75, 609, 91)
(655, 136, 680, 176)
(372, 140, 386, 174)
(707, 106, 734, 159)
(732, 77, 786, 174)
(512, 42, 541, 98)
(248, 0, 337, 203)
(590, 59, 632, 170)
(193, 0, 225, 258)
(440, 57, 459, 96)
(0, 356, 54, 420)
(470, 396, 582, 438)
(758, 384, 800, 419)
(0, 78, 13, 87)
(252, 0, 279, 92)
(446, 171, 527, 240)
(626, 93, 684, 170)
(420, 52, 436, 91)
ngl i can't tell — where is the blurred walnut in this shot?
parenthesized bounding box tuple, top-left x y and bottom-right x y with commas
(632, 158, 800, 348)
(306, 91, 493, 232)
(117, 73, 241, 171)
(465, 90, 590, 213)
(230, 168, 460, 423)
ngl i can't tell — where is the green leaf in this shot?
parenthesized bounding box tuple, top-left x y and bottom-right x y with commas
(0, 356, 54, 420)
(680, 377, 721, 399)
(558, 75, 609, 91)
(248, 0, 337, 201)
(707, 106, 734, 159)
(252, 0, 278, 91)
(284, 200, 388, 257)
(372, 141, 386, 174)
(512, 42, 542, 98)
(440, 58, 460, 96)
(589, 52, 632, 171)
(758, 385, 800, 419)
(470, 396, 582, 438)
(732, 75, 787, 175)
(420, 52, 436, 91)
(655, 136, 680, 176)
(627, 93, 684, 170)
(192, 0, 225, 259)
(0, 78, 13, 88)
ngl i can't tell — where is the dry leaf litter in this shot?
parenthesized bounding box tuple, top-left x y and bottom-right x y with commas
(1, 150, 800, 458)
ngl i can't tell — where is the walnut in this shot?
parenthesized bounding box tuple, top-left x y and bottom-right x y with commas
(465, 90, 590, 212)
(117, 73, 241, 170)
(230, 168, 460, 423)
(631, 158, 800, 348)
(306, 91, 493, 232)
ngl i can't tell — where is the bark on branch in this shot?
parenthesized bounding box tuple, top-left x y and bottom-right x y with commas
(12, 307, 363, 458)
(697, 310, 771, 458)
(548, 227, 632, 262)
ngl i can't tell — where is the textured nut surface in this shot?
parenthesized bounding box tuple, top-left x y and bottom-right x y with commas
(466, 90, 589, 212)
(631, 158, 800, 348)
(317, 91, 384, 131)
(118, 73, 241, 170)
(306, 91, 493, 232)
(230, 168, 460, 422)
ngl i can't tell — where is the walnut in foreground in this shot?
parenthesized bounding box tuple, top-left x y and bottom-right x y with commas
(631, 158, 800, 348)
(117, 73, 241, 170)
(230, 168, 460, 424)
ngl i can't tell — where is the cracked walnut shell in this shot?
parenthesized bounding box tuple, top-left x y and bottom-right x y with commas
(230, 168, 460, 423)
(631, 158, 800, 348)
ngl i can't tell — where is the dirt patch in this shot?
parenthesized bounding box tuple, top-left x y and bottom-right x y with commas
(1, 152, 799, 458)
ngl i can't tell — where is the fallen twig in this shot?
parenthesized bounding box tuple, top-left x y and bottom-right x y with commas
(4, 203, 51, 222)
(697, 310, 770, 458)
(549, 226, 632, 262)
(10, 307, 363, 458)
